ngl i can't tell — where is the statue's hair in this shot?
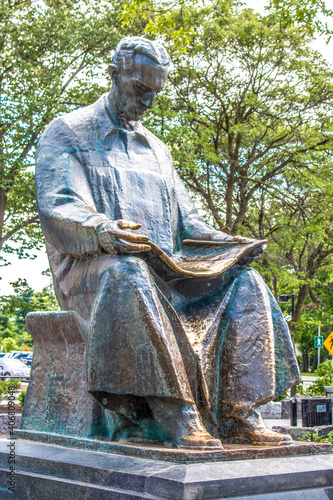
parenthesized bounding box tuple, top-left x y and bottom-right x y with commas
(111, 37, 170, 69)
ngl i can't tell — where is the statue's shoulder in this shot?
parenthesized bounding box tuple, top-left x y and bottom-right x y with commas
(38, 95, 107, 148)
(141, 124, 172, 159)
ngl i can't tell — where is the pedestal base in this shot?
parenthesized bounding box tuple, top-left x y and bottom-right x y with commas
(0, 439, 333, 499)
(15, 428, 332, 463)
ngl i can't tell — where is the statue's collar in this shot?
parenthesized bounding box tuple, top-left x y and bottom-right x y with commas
(104, 95, 141, 133)
(102, 94, 149, 152)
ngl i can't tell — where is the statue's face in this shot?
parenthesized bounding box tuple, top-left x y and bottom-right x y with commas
(112, 53, 168, 121)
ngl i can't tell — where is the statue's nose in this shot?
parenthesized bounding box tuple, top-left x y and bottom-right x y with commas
(141, 93, 155, 109)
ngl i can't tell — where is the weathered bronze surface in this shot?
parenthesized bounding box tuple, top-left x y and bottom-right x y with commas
(21, 312, 117, 439)
(32, 36, 301, 450)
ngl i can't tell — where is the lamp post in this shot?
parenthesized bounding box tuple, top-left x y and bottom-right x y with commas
(278, 293, 295, 318)
(278, 293, 297, 396)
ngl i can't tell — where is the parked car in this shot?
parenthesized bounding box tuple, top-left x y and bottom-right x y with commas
(8, 351, 22, 359)
(0, 358, 30, 381)
(13, 352, 33, 367)
(0, 353, 10, 358)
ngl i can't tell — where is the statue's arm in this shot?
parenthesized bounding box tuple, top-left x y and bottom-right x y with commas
(36, 119, 151, 257)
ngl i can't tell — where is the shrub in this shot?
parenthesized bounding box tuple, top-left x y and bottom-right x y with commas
(295, 383, 305, 395)
(299, 430, 333, 444)
(306, 360, 333, 396)
(0, 379, 21, 403)
(0, 384, 5, 404)
(2, 338, 18, 352)
(18, 390, 26, 407)
(273, 391, 289, 402)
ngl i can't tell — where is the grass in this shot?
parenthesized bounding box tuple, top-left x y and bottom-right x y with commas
(300, 372, 316, 377)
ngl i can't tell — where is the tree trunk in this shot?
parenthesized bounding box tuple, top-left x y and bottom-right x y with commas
(289, 284, 309, 395)
(225, 174, 235, 230)
(302, 352, 308, 372)
(291, 284, 308, 324)
(231, 195, 249, 233)
(0, 188, 7, 250)
(311, 354, 318, 373)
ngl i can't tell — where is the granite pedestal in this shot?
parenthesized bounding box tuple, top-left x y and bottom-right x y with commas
(0, 439, 333, 499)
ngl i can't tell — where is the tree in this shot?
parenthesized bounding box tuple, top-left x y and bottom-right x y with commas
(144, 4, 333, 237)
(0, 278, 59, 350)
(251, 160, 333, 365)
(270, 0, 333, 39)
(2, 337, 18, 353)
(1, 0, 222, 267)
(140, 2, 333, 356)
(0, 0, 148, 265)
(289, 265, 333, 371)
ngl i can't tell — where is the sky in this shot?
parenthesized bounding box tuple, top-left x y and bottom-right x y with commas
(1, 0, 333, 295)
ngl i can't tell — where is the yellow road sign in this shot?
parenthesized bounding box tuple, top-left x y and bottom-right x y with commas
(323, 332, 333, 355)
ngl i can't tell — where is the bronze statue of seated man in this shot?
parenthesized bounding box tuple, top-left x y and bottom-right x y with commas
(35, 36, 300, 449)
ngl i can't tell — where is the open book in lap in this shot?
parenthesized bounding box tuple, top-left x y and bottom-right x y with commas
(145, 238, 267, 278)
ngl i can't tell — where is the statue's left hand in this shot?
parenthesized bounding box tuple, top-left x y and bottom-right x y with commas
(212, 233, 256, 245)
(237, 246, 266, 265)
(212, 233, 267, 264)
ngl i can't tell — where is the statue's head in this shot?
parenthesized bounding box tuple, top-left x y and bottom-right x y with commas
(108, 37, 170, 122)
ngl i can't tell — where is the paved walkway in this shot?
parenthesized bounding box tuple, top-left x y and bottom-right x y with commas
(264, 418, 300, 428)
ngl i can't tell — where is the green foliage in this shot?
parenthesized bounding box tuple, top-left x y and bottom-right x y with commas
(315, 359, 333, 377)
(299, 430, 333, 443)
(18, 390, 26, 407)
(0, 379, 21, 403)
(0, 0, 148, 262)
(119, 0, 237, 52)
(295, 383, 306, 395)
(142, 2, 333, 346)
(271, 0, 333, 39)
(273, 391, 288, 402)
(146, 3, 333, 234)
(0, 383, 4, 403)
(2, 379, 20, 391)
(2, 338, 18, 353)
(306, 360, 333, 395)
(0, 277, 59, 349)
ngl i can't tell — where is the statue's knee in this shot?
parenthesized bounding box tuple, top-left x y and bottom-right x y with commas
(235, 266, 264, 287)
(229, 267, 268, 315)
(104, 256, 149, 281)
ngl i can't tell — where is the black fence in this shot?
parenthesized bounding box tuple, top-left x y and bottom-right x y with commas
(301, 398, 332, 427)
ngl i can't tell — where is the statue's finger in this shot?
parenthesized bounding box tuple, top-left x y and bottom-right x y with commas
(116, 230, 149, 242)
(116, 240, 151, 253)
(118, 220, 142, 230)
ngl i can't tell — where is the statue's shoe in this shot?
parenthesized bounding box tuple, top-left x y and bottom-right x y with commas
(146, 397, 223, 450)
(175, 430, 223, 450)
(238, 410, 293, 446)
(243, 427, 293, 446)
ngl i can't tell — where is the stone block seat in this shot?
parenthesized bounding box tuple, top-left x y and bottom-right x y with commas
(19, 311, 116, 440)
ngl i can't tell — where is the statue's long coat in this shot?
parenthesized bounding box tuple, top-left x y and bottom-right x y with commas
(35, 94, 300, 427)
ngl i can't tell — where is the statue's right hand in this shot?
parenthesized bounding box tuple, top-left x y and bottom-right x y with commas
(97, 220, 151, 254)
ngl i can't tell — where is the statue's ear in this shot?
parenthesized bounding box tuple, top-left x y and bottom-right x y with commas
(108, 64, 120, 83)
